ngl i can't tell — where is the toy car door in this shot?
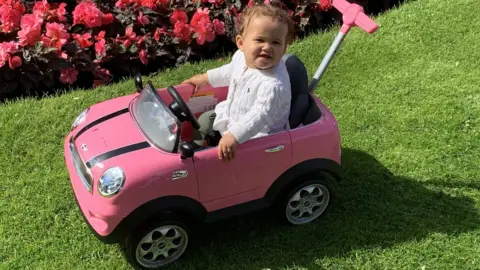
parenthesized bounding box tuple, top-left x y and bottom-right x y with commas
(193, 131, 292, 208)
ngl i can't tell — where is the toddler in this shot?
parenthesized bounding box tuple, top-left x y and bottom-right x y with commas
(182, 3, 294, 162)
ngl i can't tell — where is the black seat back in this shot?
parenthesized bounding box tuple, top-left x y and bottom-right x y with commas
(282, 53, 310, 129)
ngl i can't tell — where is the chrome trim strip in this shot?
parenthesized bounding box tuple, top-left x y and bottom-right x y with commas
(69, 138, 93, 193)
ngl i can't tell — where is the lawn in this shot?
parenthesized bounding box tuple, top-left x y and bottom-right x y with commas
(1, 0, 480, 269)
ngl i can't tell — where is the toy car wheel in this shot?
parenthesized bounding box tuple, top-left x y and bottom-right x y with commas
(122, 219, 190, 269)
(283, 179, 332, 225)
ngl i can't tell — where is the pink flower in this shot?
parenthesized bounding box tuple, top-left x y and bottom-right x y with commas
(170, 9, 188, 25)
(103, 13, 114, 24)
(173, 21, 191, 43)
(33, 0, 67, 22)
(72, 33, 93, 48)
(115, 0, 130, 9)
(33, 0, 50, 18)
(137, 11, 149, 25)
(0, 41, 19, 68)
(140, 0, 155, 9)
(212, 19, 225, 35)
(154, 27, 167, 41)
(0, 5, 23, 33)
(94, 67, 112, 84)
(139, 49, 148, 65)
(95, 40, 106, 57)
(94, 31, 106, 58)
(190, 8, 215, 45)
(72, 1, 108, 28)
(8, 55, 22, 69)
(208, 0, 225, 5)
(190, 8, 210, 28)
(56, 3, 67, 22)
(42, 22, 70, 50)
(17, 14, 43, 46)
(59, 68, 78, 84)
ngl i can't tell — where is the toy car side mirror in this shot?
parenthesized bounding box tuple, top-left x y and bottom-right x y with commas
(135, 74, 143, 92)
(179, 143, 194, 159)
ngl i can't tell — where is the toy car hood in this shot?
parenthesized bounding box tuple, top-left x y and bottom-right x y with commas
(69, 94, 151, 173)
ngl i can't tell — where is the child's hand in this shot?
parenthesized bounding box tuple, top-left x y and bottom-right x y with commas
(217, 132, 239, 162)
(182, 73, 209, 94)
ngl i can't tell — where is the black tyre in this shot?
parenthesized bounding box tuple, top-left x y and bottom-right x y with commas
(122, 218, 190, 269)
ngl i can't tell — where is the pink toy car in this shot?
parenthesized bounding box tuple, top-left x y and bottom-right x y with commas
(63, 1, 377, 268)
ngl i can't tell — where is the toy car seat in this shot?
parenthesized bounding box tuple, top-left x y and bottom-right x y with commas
(282, 53, 311, 129)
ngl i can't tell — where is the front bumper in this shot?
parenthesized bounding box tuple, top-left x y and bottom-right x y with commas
(64, 134, 125, 244)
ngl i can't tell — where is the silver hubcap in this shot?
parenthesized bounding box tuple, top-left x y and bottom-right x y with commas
(136, 225, 188, 268)
(286, 183, 330, 225)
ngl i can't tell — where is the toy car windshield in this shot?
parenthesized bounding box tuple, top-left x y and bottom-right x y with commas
(131, 82, 180, 152)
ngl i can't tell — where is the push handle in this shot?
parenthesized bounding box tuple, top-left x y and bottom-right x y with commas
(333, 0, 378, 34)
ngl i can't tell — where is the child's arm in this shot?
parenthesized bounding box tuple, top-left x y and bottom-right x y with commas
(207, 50, 242, 87)
(228, 81, 291, 144)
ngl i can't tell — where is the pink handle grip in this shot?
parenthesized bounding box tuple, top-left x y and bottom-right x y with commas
(332, 0, 378, 34)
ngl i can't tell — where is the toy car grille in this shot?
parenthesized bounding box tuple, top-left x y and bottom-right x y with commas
(69, 141, 93, 193)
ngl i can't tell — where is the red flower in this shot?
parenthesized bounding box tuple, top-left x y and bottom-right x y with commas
(17, 14, 43, 46)
(72, 33, 93, 48)
(317, 0, 332, 11)
(173, 21, 191, 43)
(170, 9, 188, 25)
(59, 67, 79, 84)
(73, 1, 110, 28)
(42, 22, 70, 50)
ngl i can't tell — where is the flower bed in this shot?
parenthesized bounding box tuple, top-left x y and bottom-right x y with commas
(0, 0, 346, 101)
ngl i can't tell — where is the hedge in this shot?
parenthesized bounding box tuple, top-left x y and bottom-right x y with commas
(0, 0, 400, 101)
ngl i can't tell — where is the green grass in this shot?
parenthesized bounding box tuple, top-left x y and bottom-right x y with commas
(1, 0, 480, 269)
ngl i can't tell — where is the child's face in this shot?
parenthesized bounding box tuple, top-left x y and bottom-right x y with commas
(236, 15, 288, 70)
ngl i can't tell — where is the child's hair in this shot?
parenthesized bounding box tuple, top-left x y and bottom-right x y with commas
(236, 3, 295, 45)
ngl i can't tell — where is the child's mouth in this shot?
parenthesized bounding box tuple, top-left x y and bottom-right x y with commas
(258, 54, 271, 59)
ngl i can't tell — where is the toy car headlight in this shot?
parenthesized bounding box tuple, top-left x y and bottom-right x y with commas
(72, 108, 89, 130)
(98, 167, 125, 197)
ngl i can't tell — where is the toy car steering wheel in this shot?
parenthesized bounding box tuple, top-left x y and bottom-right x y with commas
(167, 85, 201, 130)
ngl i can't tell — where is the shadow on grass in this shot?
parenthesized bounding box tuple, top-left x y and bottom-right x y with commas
(174, 148, 479, 269)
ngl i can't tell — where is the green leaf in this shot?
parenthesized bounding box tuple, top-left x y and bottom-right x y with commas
(129, 45, 138, 54)
(22, 50, 32, 63)
(155, 48, 170, 56)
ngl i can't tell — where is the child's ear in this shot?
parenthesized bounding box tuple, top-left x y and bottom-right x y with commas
(236, 35, 244, 51)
